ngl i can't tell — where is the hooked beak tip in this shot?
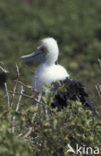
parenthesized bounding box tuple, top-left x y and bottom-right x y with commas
(19, 50, 41, 63)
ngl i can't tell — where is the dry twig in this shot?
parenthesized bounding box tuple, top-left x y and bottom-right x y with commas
(17, 80, 32, 89)
(23, 63, 34, 74)
(9, 91, 43, 104)
(98, 58, 101, 67)
(24, 127, 33, 138)
(95, 58, 101, 98)
(11, 64, 20, 106)
(4, 82, 10, 107)
(12, 85, 24, 133)
(95, 84, 101, 98)
(16, 85, 24, 112)
(0, 65, 9, 73)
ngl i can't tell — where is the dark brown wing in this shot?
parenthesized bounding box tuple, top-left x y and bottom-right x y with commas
(51, 78, 97, 118)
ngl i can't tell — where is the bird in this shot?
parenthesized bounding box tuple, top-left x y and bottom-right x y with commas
(20, 37, 69, 90)
(20, 37, 97, 118)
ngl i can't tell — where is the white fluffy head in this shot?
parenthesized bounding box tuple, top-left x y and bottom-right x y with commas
(40, 37, 59, 65)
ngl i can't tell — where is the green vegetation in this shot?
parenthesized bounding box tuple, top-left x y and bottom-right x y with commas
(0, 0, 101, 155)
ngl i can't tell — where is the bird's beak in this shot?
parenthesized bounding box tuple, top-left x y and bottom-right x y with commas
(20, 50, 41, 62)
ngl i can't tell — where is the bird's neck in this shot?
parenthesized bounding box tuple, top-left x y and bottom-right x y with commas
(45, 48, 59, 66)
(41, 61, 55, 67)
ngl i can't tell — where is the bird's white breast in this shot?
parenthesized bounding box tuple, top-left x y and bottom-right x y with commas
(32, 63, 69, 90)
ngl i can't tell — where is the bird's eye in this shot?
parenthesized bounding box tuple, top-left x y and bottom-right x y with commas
(41, 47, 45, 52)
(38, 46, 47, 54)
(40, 46, 47, 54)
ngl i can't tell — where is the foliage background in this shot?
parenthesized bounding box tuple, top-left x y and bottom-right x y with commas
(0, 0, 101, 155)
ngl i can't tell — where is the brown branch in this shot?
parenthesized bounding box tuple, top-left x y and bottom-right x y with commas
(0, 65, 9, 73)
(12, 85, 24, 133)
(4, 82, 12, 121)
(9, 91, 43, 104)
(4, 82, 10, 107)
(17, 80, 32, 89)
(23, 63, 34, 74)
(16, 86, 24, 112)
(24, 127, 33, 138)
(11, 64, 20, 107)
(98, 58, 101, 67)
(95, 84, 101, 98)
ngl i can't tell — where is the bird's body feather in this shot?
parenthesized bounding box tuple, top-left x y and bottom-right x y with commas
(32, 63, 69, 90)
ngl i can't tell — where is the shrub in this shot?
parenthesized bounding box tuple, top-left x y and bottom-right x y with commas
(0, 66, 100, 156)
